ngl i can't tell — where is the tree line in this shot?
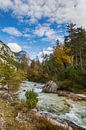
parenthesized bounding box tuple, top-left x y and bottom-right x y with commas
(27, 23, 86, 93)
(0, 23, 86, 93)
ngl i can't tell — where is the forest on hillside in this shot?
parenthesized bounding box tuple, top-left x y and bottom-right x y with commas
(27, 24, 86, 93)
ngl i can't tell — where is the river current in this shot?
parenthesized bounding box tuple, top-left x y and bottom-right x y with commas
(18, 81, 86, 129)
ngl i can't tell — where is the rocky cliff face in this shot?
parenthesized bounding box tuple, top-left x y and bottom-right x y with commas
(0, 40, 15, 63)
(0, 40, 30, 65)
(14, 51, 31, 65)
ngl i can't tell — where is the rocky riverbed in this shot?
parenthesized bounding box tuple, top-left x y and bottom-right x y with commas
(0, 81, 86, 130)
(18, 81, 86, 130)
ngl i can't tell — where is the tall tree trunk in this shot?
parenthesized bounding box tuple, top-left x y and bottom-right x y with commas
(75, 52, 78, 66)
(80, 49, 83, 69)
(70, 52, 74, 67)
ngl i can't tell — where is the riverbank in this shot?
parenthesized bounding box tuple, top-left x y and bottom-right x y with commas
(57, 91, 86, 101)
(38, 113, 86, 130)
(42, 80, 86, 100)
(0, 97, 85, 130)
(0, 98, 64, 130)
(0, 86, 64, 130)
(0, 81, 86, 130)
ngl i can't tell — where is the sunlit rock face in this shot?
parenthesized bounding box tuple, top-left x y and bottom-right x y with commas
(0, 40, 15, 63)
(14, 51, 31, 66)
(0, 40, 31, 65)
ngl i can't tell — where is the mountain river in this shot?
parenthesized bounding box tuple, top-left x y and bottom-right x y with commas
(18, 81, 86, 129)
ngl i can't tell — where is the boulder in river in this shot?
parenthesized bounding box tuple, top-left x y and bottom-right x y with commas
(43, 81, 59, 93)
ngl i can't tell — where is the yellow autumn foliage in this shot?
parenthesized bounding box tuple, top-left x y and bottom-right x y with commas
(54, 45, 73, 65)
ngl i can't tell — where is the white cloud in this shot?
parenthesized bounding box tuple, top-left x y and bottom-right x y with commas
(7, 43, 22, 52)
(0, 0, 12, 10)
(38, 47, 53, 62)
(23, 34, 31, 38)
(47, 47, 53, 51)
(22, 45, 31, 49)
(2, 27, 22, 37)
(42, 47, 53, 55)
(0, 0, 86, 28)
(34, 24, 64, 42)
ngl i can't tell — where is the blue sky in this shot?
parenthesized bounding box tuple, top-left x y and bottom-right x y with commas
(0, 0, 85, 59)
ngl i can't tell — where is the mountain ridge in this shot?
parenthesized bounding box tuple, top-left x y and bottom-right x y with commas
(0, 40, 30, 66)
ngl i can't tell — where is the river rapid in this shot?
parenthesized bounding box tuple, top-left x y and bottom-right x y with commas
(18, 81, 86, 129)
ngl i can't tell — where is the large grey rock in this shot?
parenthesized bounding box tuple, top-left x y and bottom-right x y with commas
(43, 81, 59, 93)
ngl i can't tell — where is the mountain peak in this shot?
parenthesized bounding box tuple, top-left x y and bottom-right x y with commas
(0, 40, 30, 65)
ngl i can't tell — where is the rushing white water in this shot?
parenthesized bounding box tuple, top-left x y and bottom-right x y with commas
(60, 101, 86, 129)
(18, 81, 86, 129)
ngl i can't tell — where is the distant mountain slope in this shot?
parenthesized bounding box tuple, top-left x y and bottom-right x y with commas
(14, 50, 31, 65)
(0, 40, 31, 66)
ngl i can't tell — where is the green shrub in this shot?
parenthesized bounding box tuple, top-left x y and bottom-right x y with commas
(25, 90, 38, 109)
